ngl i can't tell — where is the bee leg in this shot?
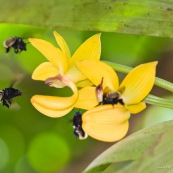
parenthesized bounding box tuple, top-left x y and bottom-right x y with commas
(7, 99, 12, 105)
(2, 100, 9, 108)
(118, 99, 124, 105)
(14, 48, 19, 54)
(96, 102, 103, 107)
(5, 47, 10, 53)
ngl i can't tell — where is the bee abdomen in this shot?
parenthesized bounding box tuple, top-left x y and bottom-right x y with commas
(3, 87, 21, 99)
(3, 37, 18, 48)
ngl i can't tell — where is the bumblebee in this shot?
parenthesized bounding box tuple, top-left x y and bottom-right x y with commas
(0, 84, 22, 108)
(96, 78, 124, 106)
(73, 112, 88, 140)
(3, 36, 27, 53)
(102, 92, 124, 105)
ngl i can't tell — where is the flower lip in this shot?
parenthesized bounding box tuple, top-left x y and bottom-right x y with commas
(82, 104, 130, 142)
(45, 74, 69, 88)
(73, 112, 88, 140)
(45, 79, 52, 87)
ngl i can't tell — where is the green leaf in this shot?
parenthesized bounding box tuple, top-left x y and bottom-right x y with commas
(1, 0, 173, 37)
(84, 120, 173, 173)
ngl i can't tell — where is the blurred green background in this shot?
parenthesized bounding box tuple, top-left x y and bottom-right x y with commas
(0, 1, 173, 172)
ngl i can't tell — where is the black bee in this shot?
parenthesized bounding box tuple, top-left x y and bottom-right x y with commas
(73, 112, 88, 140)
(3, 36, 27, 54)
(102, 92, 124, 105)
(96, 78, 124, 106)
(0, 84, 22, 108)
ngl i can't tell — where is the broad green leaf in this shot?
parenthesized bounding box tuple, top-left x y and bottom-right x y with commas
(84, 120, 173, 173)
(1, 0, 173, 37)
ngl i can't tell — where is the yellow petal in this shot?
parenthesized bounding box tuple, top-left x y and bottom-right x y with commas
(82, 105, 130, 142)
(76, 79, 93, 88)
(120, 62, 157, 105)
(66, 65, 86, 83)
(76, 60, 119, 91)
(29, 38, 68, 74)
(75, 87, 98, 110)
(127, 102, 146, 114)
(31, 95, 75, 118)
(32, 62, 59, 81)
(69, 33, 101, 67)
(53, 31, 71, 61)
(31, 80, 78, 118)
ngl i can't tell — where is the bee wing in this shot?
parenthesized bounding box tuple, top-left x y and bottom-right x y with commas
(10, 73, 25, 88)
(3, 37, 16, 48)
(9, 101, 21, 110)
(0, 92, 3, 100)
(0, 65, 14, 81)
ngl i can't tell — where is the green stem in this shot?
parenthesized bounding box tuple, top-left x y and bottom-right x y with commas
(103, 61, 173, 92)
(144, 94, 173, 109)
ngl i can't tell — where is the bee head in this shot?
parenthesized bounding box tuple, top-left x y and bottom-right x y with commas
(15, 89, 22, 96)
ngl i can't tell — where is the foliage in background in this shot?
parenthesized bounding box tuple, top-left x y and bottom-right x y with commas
(84, 120, 173, 173)
(0, 0, 173, 37)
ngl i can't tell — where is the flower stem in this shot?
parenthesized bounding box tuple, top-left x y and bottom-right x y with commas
(103, 61, 173, 92)
(144, 94, 173, 109)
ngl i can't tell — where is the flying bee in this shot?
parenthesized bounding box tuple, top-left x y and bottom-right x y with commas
(0, 83, 22, 108)
(96, 78, 124, 106)
(3, 36, 27, 54)
(73, 112, 88, 140)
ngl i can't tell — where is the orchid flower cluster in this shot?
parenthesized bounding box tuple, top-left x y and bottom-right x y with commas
(29, 32, 157, 142)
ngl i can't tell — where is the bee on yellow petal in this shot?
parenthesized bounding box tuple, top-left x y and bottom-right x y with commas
(96, 77, 124, 106)
(72, 105, 130, 142)
(76, 60, 157, 114)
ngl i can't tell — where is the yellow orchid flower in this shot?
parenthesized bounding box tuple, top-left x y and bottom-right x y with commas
(76, 60, 157, 112)
(74, 60, 157, 142)
(73, 105, 130, 142)
(29, 32, 101, 118)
